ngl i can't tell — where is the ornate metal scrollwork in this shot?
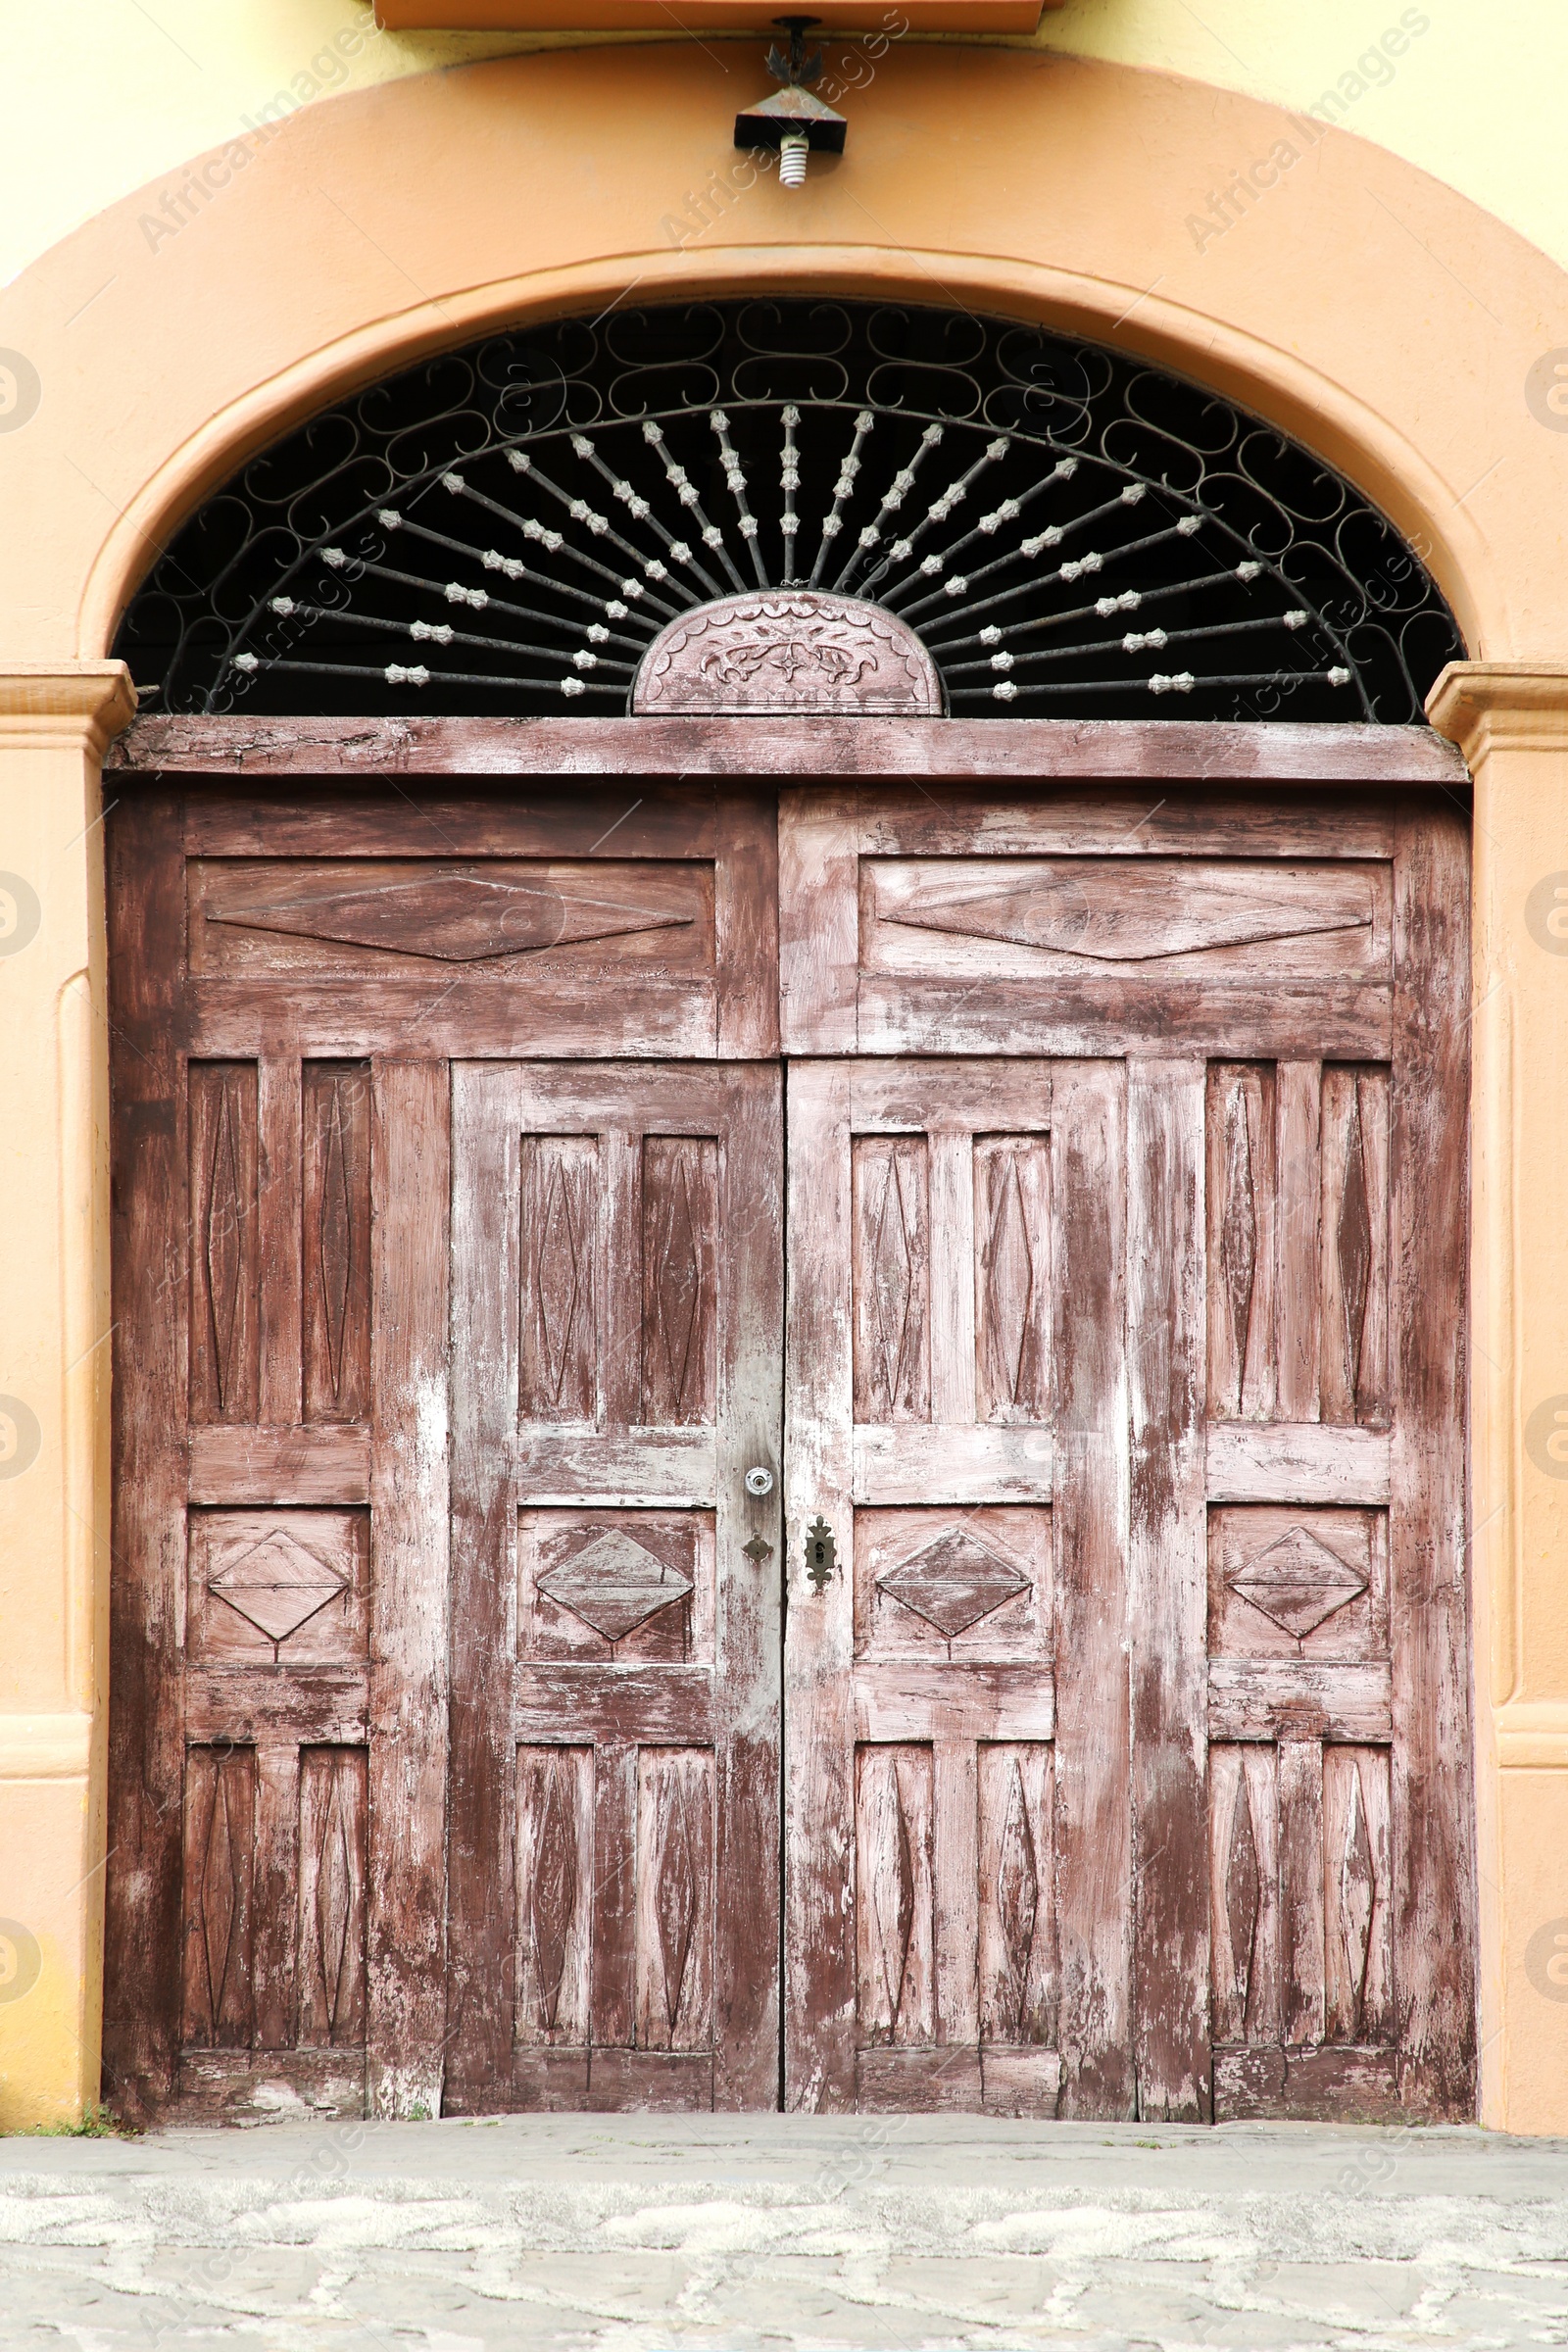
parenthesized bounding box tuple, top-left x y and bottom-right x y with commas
(116, 300, 1462, 723)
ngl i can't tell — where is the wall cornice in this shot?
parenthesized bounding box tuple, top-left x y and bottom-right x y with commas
(1428, 662, 1568, 764)
(0, 665, 137, 760)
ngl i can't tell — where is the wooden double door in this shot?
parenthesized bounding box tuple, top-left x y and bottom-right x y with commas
(105, 731, 1475, 2126)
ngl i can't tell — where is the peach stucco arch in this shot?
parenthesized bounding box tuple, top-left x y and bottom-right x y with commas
(6, 40, 1568, 2136)
(0, 43, 1561, 662)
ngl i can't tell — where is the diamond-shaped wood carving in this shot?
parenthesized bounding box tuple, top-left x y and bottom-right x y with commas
(866, 1149, 920, 1414)
(534, 1153, 591, 1410)
(995, 1760, 1040, 2032)
(208, 1528, 349, 1645)
(1227, 1524, 1368, 1640)
(205, 1077, 247, 1412)
(883, 862, 1373, 963)
(1339, 1764, 1377, 2026)
(1338, 1082, 1374, 1391)
(877, 1527, 1030, 1640)
(1219, 1081, 1258, 1382)
(984, 1157, 1035, 1407)
(210, 871, 692, 962)
(537, 1529, 694, 1642)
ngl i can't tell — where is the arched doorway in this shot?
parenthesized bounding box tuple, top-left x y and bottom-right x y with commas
(103, 299, 1474, 2127)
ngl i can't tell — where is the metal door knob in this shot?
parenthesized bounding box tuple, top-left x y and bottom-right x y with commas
(744, 1466, 775, 1497)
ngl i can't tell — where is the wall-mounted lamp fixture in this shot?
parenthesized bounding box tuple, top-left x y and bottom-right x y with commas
(734, 17, 848, 188)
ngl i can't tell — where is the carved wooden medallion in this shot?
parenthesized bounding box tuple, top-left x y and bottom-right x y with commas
(631, 591, 943, 716)
(875, 1525, 1031, 1640)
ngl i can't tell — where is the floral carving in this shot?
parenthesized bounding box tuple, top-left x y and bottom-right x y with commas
(633, 591, 942, 715)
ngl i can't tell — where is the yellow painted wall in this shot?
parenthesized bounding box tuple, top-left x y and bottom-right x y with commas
(3, 3, 1568, 288)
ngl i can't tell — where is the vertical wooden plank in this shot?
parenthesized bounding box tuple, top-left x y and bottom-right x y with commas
(447, 1063, 515, 2109)
(514, 1746, 593, 2048)
(258, 1059, 303, 1429)
(188, 1061, 260, 1425)
(635, 1748, 715, 2051)
(302, 1062, 372, 1425)
(975, 1136, 1052, 1426)
(714, 783, 781, 1058)
(932, 1737, 979, 2049)
(641, 1136, 719, 1429)
(1278, 1736, 1325, 2047)
(1275, 1062, 1322, 1422)
(1207, 1746, 1246, 2042)
(977, 1744, 1055, 2047)
(1204, 1064, 1274, 1422)
(855, 1744, 935, 2045)
(517, 1136, 598, 1424)
(1389, 801, 1475, 2115)
(1354, 1068, 1393, 1426)
(778, 789, 859, 1054)
(852, 1135, 930, 1424)
(298, 1746, 368, 2047)
(369, 1058, 452, 2118)
(590, 1740, 637, 2051)
(105, 787, 189, 2121)
(1323, 1745, 1395, 2045)
(784, 1059, 857, 2110)
(1051, 1060, 1132, 2118)
(928, 1131, 977, 1431)
(252, 1741, 301, 2050)
(1127, 1056, 1210, 2121)
(180, 1745, 256, 2050)
(711, 1065, 783, 2109)
(1320, 1067, 1391, 1429)
(1207, 1743, 1278, 2048)
(1240, 1745, 1281, 2045)
(601, 1128, 641, 1432)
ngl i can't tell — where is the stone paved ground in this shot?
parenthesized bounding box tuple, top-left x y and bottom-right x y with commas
(0, 2114, 1565, 2351)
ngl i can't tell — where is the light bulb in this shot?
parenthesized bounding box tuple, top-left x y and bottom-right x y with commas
(778, 131, 808, 187)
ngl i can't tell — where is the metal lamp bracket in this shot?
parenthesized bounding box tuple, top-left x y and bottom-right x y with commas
(735, 14, 848, 181)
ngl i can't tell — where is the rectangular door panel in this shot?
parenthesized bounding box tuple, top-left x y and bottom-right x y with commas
(448, 1061, 782, 2114)
(785, 1059, 1083, 2116)
(780, 787, 1398, 1061)
(180, 784, 777, 1061)
(106, 779, 774, 2129)
(780, 786, 1473, 2129)
(1197, 810, 1471, 2119)
(106, 952, 450, 2117)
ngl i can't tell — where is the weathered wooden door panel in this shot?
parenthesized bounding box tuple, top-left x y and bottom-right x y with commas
(177, 782, 778, 1061)
(106, 779, 777, 2126)
(109, 749, 1470, 2131)
(779, 784, 1474, 2126)
(1200, 808, 1472, 2123)
(447, 1061, 782, 2114)
(107, 1013, 450, 2123)
(785, 1059, 1071, 2115)
(781, 787, 1400, 1061)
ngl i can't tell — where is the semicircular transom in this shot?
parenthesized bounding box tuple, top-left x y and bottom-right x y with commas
(632, 589, 943, 716)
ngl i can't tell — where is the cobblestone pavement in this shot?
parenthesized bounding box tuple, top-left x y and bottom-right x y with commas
(1, 2113, 1565, 2350)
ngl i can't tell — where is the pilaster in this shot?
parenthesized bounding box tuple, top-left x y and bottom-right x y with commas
(0, 664, 134, 2126)
(1428, 662, 1568, 2133)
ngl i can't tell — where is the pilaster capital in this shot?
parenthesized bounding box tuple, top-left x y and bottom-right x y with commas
(0, 664, 137, 760)
(1426, 662, 1568, 764)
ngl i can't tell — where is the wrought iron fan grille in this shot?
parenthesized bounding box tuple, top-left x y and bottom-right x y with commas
(117, 301, 1463, 722)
